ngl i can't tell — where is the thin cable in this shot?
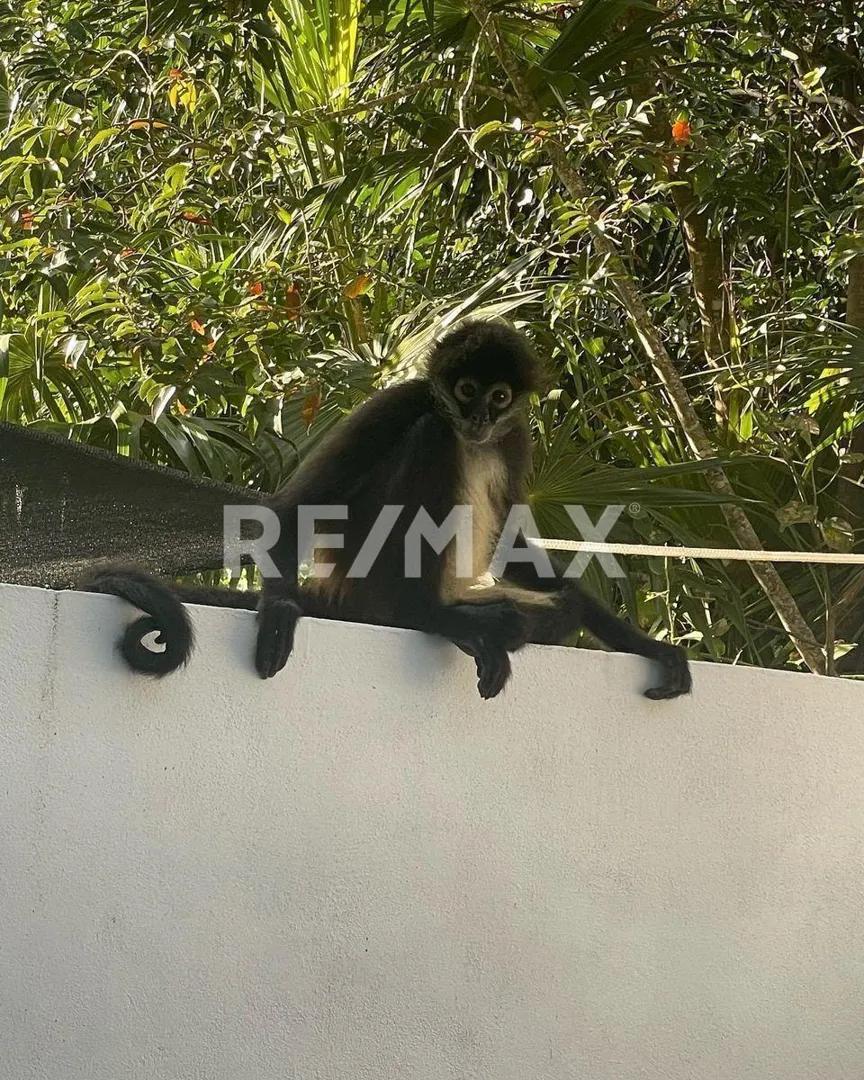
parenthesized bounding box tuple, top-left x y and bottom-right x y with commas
(532, 539, 864, 566)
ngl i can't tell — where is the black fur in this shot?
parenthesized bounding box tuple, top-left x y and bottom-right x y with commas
(81, 319, 691, 700)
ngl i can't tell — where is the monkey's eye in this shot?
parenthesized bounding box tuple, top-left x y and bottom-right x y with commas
(454, 377, 479, 403)
(490, 385, 512, 409)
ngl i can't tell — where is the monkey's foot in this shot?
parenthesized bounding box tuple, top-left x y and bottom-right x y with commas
(453, 636, 513, 700)
(475, 646, 512, 700)
(644, 645, 692, 700)
(256, 598, 304, 679)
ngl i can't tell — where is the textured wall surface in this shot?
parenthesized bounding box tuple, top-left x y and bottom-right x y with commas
(2, 581, 864, 1080)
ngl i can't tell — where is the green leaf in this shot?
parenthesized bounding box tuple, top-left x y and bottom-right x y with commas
(0, 58, 11, 132)
(84, 126, 121, 155)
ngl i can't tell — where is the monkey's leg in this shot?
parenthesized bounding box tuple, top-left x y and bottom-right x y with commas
(498, 578, 691, 700)
(439, 600, 527, 650)
(432, 600, 527, 700)
(575, 590, 690, 699)
(385, 590, 527, 700)
(255, 595, 518, 693)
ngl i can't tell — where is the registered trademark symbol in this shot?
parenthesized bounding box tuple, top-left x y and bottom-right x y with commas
(628, 501, 642, 517)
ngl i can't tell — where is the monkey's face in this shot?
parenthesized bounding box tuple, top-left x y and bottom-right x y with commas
(449, 375, 515, 443)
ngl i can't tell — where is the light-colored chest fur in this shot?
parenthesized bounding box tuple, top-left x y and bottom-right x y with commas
(440, 442, 508, 600)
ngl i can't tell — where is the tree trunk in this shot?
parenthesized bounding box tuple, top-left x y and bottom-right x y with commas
(848, 237, 864, 331)
(836, 211, 864, 671)
(836, 209, 864, 524)
(842, 208, 864, 497)
(668, 177, 732, 429)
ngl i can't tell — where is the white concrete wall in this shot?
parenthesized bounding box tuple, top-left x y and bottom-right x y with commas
(1, 582, 864, 1080)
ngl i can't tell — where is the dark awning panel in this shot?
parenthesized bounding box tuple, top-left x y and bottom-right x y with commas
(0, 422, 261, 589)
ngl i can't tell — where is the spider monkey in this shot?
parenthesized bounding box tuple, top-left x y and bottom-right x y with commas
(83, 321, 691, 700)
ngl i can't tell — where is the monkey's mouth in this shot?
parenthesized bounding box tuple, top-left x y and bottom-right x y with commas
(459, 420, 494, 443)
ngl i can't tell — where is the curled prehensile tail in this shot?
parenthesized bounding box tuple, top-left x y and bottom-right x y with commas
(82, 566, 195, 676)
(80, 565, 263, 676)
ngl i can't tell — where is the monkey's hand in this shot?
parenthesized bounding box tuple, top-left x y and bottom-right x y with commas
(256, 597, 304, 679)
(644, 642, 692, 700)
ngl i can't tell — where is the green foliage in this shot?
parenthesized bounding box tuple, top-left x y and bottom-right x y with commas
(2, 0, 863, 671)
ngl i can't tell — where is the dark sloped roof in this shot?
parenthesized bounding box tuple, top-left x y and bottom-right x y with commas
(0, 422, 261, 588)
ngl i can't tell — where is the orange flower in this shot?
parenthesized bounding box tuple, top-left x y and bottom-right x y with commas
(190, 318, 206, 335)
(119, 246, 137, 259)
(168, 67, 185, 81)
(247, 280, 264, 296)
(671, 119, 692, 144)
(19, 210, 35, 231)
